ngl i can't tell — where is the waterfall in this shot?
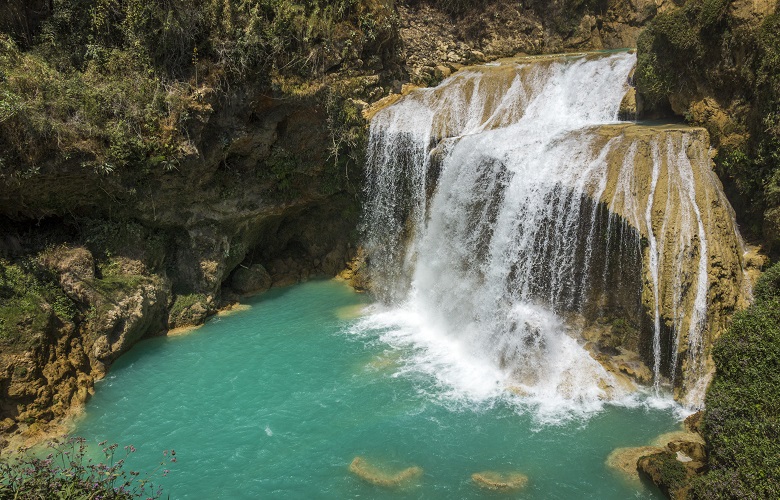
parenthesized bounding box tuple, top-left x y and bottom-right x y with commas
(357, 52, 745, 416)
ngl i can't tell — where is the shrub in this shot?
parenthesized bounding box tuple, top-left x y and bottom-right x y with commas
(0, 436, 175, 499)
(0, 258, 76, 350)
(753, 260, 780, 301)
(650, 452, 689, 491)
(693, 262, 780, 498)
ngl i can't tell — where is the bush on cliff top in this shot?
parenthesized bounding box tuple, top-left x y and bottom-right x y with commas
(0, 35, 188, 178)
(0, 0, 396, 180)
(693, 262, 780, 498)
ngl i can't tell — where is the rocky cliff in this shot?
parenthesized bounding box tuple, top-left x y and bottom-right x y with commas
(0, 0, 668, 447)
(636, 0, 780, 252)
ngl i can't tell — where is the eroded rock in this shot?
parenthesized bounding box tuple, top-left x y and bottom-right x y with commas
(471, 471, 529, 491)
(231, 264, 272, 295)
(348, 456, 422, 487)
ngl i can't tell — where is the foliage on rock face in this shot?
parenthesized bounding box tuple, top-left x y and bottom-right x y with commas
(693, 262, 780, 498)
(0, 437, 175, 499)
(636, 0, 730, 107)
(0, 258, 76, 350)
(636, 1, 780, 250)
(168, 293, 211, 328)
(0, 0, 398, 179)
(640, 451, 690, 493)
(410, 0, 609, 23)
(640, 14, 780, 492)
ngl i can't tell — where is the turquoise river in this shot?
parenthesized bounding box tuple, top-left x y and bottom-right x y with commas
(74, 280, 684, 499)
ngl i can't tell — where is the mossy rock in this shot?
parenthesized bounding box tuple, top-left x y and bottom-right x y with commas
(637, 451, 691, 498)
(0, 258, 75, 351)
(168, 293, 211, 329)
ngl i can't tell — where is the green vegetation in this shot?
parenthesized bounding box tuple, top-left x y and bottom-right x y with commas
(264, 147, 301, 197)
(0, 34, 190, 178)
(0, 258, 76, 350)
(693, 262, 780, 498)
(637, 1, 780, 249)
(0, 437, 174, 499)
(168, 293, 210, 327)
(641, 452, 689, 492)
(636, 0, 730, 107)
(0, 0, 397, 180)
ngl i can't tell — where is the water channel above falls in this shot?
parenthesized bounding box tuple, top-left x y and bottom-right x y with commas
(75, 280, 682, 498)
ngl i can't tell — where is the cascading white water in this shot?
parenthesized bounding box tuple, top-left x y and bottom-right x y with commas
(356, 52, 744, 418)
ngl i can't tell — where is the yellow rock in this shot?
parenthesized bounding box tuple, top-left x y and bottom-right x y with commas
(471, 471, 529, 491)
(348, 456, 422, 487)
(607, 446, 665, 480)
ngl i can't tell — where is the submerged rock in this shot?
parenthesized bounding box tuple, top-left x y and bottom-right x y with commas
(471, 471, 529, 491)
(348, 456, 422, 487)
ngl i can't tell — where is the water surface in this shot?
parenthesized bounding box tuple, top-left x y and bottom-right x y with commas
(76, 280, 676, 498)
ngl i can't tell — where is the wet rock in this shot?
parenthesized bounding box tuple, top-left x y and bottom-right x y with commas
(167, 293, 212, 329)
(435, 65, 451, 80)
(684, 410, 703, 434)
(619, 87, 637, 120)
(0, 418, 17, 433)
(338, 248, 370, 292)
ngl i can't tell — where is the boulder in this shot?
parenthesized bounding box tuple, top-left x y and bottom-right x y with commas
(637, 451, 693, 500)
(231, 264, 272, 294)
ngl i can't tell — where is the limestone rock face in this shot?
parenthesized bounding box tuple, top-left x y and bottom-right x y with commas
(589, 124, 747, 403)
(40, 247, 96, 304)
(89, 279, 168, 366)
(338, 247, 371, 292)
(0, 245, 170, 443)
(619, 87, 637, 120)
(365, 53, 747, 404)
